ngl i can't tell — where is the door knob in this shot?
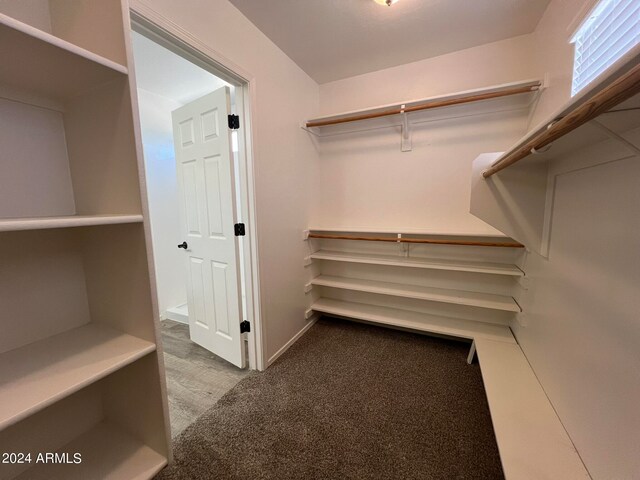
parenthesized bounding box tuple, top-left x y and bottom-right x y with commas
(178, 241, 188, 249)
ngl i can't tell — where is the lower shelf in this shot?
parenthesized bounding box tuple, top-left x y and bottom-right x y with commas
(310, 249, 524, 276)
(311, 298, 515, 343)
(0, 324, 156, 430)
(474, 338, 590, 479)
(311, 275, 521, 312)
(15, 422, 167, 480)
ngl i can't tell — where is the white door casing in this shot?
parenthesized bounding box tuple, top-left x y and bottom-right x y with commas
(172, 87, 245, 368)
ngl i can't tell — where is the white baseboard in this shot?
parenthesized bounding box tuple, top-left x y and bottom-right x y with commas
(162, 311, 189, 325)
(267, 314, 319, 367)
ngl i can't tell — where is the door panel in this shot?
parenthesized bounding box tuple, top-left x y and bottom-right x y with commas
(172, 87, 245, 368)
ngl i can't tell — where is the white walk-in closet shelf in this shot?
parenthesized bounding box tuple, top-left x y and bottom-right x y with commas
(472, 44, 640, 255)
(311, 298, 516, 344)
(305, 230, 523, 343)
(310, 250, 524, 276)
(0, 2, 170, 479)
(302, 79, 543, 150)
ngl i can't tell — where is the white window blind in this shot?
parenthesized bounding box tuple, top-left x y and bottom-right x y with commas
(571, 0, 640, 96)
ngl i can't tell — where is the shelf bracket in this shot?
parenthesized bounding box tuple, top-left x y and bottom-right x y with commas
(467, 340, 476, 365)
(400, 105, 412, 152)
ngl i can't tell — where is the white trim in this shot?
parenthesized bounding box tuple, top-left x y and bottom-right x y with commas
(267, 315, 319, 367)
(129, 2, 265, 371)
(161, 313, 189, 325)
(540, 124, 640, 256)
(566, 0, 601, 40)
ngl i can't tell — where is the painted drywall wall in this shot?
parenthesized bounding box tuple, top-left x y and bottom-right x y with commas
(319, 35, 537, 115)
(510, 128, 640, 479)
(0, 99, 76, 218)
(0, 0, 52, 31)
(509, 1, 640, 477)
(135, 88, 186, 317)
(132, 0, 321, 366)
(528, 0, 589, 129)
(314, 35, 538, 235)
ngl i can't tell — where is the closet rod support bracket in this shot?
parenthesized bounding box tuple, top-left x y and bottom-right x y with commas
(467, 340, 476, 365)
(400, 106, 412, 152)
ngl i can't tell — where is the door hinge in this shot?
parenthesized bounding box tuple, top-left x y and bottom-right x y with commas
(234, 223, 246, 236)
(240, 320, 251, 333)
(228, 114, 240, 130)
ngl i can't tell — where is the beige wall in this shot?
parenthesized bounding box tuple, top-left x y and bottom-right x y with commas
(510, 1, 640, 478)
(133, 0, 321, 366)
(528, 0, 589, 129)
(319, 34, 537, 116)
(512, 141, 640, 480)
(314, 35, 538, 235)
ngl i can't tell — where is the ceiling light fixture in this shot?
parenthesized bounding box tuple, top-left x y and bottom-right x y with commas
(374, 0, 399, 6)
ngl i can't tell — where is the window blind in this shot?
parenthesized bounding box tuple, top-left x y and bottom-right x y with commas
(571, 0, 640, 96)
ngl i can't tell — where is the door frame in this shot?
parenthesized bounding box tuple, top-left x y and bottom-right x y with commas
(129, 4, 265, 371)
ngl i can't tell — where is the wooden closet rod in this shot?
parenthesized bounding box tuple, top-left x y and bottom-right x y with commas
(483, 62, 640, 178)
(308, 233, 524, 248)
(305, 84, 541, 128)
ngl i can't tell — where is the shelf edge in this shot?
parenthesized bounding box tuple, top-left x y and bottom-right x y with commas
(0, 12, 128, 75)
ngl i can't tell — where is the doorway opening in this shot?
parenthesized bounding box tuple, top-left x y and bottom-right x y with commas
(130, 18, 260, 438)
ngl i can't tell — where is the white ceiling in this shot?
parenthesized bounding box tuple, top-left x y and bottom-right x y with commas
(131, 31, 233, 105)
(228, 0, 551, 84)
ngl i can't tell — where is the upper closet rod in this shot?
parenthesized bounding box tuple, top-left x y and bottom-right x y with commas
(483, 60, 640, 178)
(306, 83, 541, 128)
(309, 233, 524, 248)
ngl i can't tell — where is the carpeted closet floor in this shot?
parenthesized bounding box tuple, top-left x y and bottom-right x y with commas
(155, 317, 504, 480)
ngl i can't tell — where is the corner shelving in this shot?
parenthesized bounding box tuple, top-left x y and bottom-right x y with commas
(0, 324, 155, 430)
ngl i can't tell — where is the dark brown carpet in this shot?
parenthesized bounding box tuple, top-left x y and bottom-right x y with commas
(156, 317, 504, 480)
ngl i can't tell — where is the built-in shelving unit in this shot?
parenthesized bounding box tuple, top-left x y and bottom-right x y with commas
(311, 275, 520, 312)
(311, 298, 515, 344)
(306, 230, 524, 341)
(310, 250, 524, 276)
(0, 324, 155, 430)
(15, 422, 167, 480)
(0, 2, 170, 478)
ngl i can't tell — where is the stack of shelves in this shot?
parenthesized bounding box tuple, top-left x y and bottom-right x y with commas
(0, 2, 169, 479)
(307, 233, 524, 343)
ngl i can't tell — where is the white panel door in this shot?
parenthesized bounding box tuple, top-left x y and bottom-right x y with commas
(172, 87, 245, 368)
